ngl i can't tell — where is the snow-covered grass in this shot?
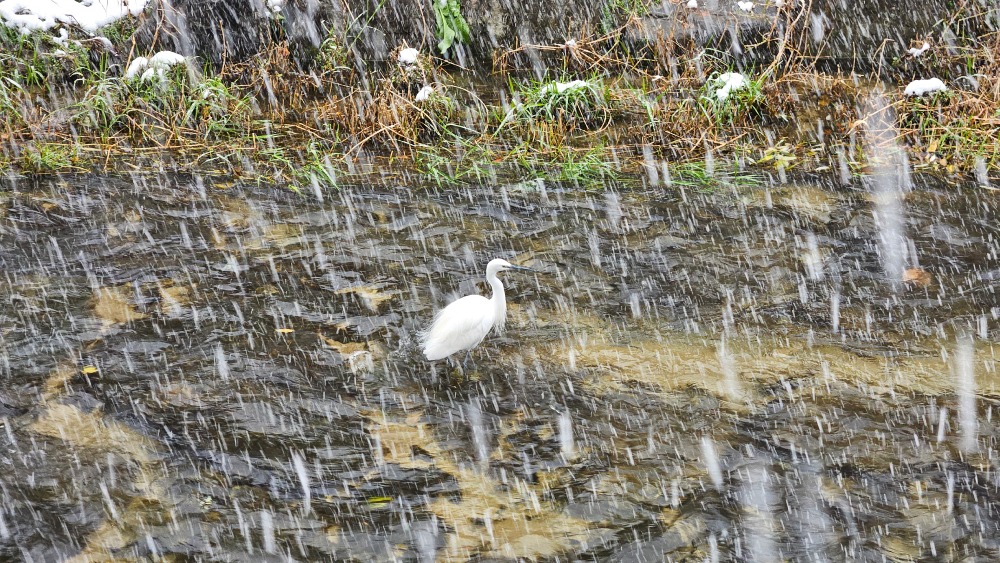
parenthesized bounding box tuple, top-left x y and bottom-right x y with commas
(0, 0, 149, 33)
(0, 25, 90, 88)
(505, 77, 610, 128)
(712, 72, 749, 101)
(73, 64, 254, 143)
(894, 73, 999, 173)
(545, 80, 591, 95)
(398, 48, 419, 65)
(414, 85, 435, 102)
(699, 71, 763, 124)
(125, 51, 187, 82)
(907, 42, 930, 58)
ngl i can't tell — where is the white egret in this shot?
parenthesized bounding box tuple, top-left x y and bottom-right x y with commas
(421, 258, 535, 368)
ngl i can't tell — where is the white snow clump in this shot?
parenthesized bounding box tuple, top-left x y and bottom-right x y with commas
(903, 78, 947, 96)
(712, 72, 748, 101)
(907, 42, 930, 57)
(0, 0, 150, 33)
(547, 80, 590, 95)
(398, 48, 419, 65)
(415, 85, 434, 102)
(125, 51, 187, 82)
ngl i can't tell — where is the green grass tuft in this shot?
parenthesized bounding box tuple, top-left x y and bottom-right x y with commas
(20, 142, 78, 173)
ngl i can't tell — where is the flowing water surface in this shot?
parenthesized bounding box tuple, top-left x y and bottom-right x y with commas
(0, 171, 999, 561)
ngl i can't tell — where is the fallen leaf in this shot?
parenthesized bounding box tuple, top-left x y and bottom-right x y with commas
(81, 365, 99, 375)
(276, 328, 295, 334)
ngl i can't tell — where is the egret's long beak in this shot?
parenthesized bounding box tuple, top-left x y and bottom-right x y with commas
(509, 264, 536, 272)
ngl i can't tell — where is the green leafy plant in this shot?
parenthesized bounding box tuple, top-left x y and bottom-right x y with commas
(433, 0, 471, 55)
(416, 141, 498, 187)
(317, 34, 349, 73)
(417, 149, 460, 186)
(296, 141, 341, 186)
(313, 21, 351, 74)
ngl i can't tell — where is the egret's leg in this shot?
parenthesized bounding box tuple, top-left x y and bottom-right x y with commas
(461, 350, 472, 371)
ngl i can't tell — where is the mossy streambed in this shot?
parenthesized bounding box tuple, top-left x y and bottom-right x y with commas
(0, 172, 999, 559)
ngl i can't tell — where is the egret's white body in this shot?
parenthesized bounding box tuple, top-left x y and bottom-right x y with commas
(421, 259, 532, 362)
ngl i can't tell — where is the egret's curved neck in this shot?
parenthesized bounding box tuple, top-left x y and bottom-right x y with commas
(487, 271, 507, 333)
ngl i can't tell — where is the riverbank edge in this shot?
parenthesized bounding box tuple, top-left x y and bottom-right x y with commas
(0, 2, 996, 188)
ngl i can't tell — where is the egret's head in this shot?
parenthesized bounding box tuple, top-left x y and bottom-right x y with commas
(486, 258, 535, 277)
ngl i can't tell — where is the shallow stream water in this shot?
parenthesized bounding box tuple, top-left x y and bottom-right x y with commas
(0, 170, 998, 561)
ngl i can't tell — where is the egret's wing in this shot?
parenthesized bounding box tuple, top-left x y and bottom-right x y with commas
(421, 295, 492, 343)
(420, 295, 493, 360)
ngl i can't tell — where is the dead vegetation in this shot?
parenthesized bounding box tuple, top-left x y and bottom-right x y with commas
(0, 0, 996, 186)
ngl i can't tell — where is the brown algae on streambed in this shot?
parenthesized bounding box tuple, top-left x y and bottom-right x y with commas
(0, 170, 998, 559)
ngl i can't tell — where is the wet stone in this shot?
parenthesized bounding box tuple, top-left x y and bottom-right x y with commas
(56, 392, 103, 412)
(120, 340, 172, 355)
